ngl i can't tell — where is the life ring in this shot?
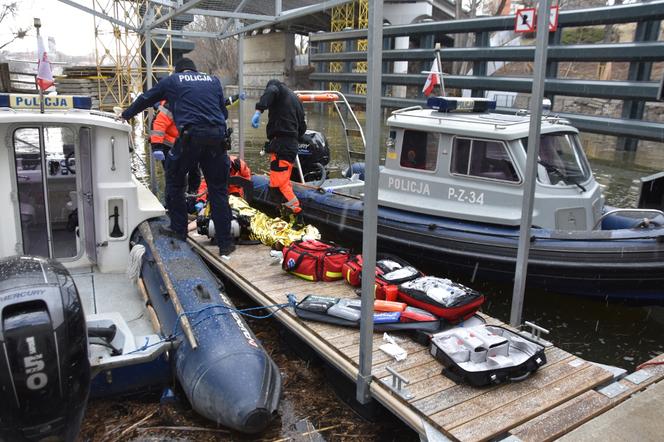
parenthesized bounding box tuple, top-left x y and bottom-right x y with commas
(297, 93, 339, 102)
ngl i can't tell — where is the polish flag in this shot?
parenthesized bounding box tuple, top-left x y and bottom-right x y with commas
(36, 35, 54, 91)
(422, 59, 440, 97)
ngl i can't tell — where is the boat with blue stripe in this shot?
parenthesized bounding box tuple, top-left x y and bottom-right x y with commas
(251, 93, 664, 302)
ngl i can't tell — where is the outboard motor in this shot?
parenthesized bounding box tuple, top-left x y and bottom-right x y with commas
(294, 130, 330, 182)
(0, 256, 90, 441)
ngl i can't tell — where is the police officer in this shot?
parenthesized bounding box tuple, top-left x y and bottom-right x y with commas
(252, 79, 306, 215)
(150, 100, 201, 196)
(122, 57, 235, 256)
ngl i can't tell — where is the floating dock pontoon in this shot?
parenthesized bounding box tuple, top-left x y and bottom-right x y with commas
(190, 236, 664, 441)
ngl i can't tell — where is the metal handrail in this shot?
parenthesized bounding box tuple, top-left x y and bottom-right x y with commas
(593, 208, 664, 230)
(294, 89, 367, 174)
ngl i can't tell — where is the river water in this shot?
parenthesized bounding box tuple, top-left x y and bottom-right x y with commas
(227, 103, 664, 371)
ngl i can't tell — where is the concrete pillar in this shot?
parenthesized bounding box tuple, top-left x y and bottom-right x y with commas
(383, 2, 433, 98)
(392, 37, 409, 97)
(243, 32, 296, 92)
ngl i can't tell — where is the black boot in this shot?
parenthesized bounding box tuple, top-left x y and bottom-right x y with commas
(219, 242, 236, 256)
(159, 225, 187, 241)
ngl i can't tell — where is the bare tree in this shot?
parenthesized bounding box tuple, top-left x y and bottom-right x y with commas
(0, 2, 29, 51)
(186, 16, 238, 80)
(453, 0, 482, 75)
(494, 0, 509, 15)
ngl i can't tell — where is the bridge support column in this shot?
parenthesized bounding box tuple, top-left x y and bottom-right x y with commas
(384, 2, 433, 98)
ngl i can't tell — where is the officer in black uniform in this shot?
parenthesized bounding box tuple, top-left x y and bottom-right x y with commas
(252, 79, 307, 215)
(122, 58, 235, 255)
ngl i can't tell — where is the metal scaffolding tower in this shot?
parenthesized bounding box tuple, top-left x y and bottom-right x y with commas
(329, 2, 355, 91)
(92, 0, 173, 111)
(354, 0, 368, 95)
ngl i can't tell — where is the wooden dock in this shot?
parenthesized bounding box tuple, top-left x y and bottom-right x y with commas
(189, 235, 664, 441)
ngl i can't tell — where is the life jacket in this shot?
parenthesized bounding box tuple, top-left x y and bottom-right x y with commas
(150, 101, 178, 148)
(282, 240, 350, 282)
(229, 155, 252, 197)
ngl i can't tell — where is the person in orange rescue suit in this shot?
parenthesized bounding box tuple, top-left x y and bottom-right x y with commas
(150, 100, 200, 194)
(251, 79, 306, 215)
(192, 155, 252, 212)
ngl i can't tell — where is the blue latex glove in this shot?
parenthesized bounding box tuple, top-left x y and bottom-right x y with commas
(239, 91, 247, 101)
(153, 150, 165, 161)
(195, 202, 205, 212)
(251, 110, 261, 128)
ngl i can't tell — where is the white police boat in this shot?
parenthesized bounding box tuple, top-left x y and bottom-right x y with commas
(0, 93, 281, 439)
(251, 94, 664, 302)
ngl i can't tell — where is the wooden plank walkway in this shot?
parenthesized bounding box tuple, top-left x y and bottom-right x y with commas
(189, 236, 664, 441)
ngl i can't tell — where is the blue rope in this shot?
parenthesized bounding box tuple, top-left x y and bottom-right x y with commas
(126, 294, 298, 355)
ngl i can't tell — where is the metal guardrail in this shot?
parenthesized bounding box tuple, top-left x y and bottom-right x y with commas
(308, 1, 664, 149)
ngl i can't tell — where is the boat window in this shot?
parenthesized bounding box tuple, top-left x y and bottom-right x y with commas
(400, 130, 439, 171)
(451, 137, 519, 182)
(521, 133, 592, 185)
(44, 127, 78, 259)
(14, 128, 49, 257)
(13, 126, 79, 259)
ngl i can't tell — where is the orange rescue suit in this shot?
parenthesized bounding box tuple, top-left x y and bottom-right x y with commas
(149, 102, 178, 149)
(195, 156, 252, 201)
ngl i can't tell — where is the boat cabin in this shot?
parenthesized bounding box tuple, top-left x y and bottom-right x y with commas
(380, 97, 604, 231)
(0, 94, 164, 272)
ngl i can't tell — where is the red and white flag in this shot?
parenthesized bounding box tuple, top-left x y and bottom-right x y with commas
(36, 35, 54, 91)
(422, 59, 440, 97)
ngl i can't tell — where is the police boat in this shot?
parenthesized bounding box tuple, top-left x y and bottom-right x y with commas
(251, 94, 664, 302)
(0, 93, 280, 439)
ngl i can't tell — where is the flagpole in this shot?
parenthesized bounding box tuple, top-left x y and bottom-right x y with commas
(434, 43, 445, 96)
(34, 18, 44, 114)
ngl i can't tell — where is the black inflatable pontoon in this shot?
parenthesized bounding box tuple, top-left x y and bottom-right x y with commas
(136, 218, 281, 433)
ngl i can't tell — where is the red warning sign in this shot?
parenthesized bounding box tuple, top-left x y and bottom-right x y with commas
(549, 6, 560, 32)
(515, 8, 536, 33)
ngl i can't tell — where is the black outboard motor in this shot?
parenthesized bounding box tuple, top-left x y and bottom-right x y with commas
(294, 130, 330, 182)
(0, 256, 90, 442)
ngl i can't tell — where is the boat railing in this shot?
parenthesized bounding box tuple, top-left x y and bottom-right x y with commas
(295, 90, 366, 174)
(391, 105, 571, 130)
(391, 106, 423, 115)
(593, 208, 664, 230)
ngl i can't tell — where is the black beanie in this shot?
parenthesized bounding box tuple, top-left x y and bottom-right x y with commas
(174, 57, 197, 73)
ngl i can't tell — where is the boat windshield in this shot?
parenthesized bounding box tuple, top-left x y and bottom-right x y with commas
(520, 133, 592, 186)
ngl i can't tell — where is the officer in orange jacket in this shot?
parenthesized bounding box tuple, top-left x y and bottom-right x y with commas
(150, 100, 200, 194)
(252, 79, 306, 215)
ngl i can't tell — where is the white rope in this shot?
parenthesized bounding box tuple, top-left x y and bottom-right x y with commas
(126, 244, 146, 284)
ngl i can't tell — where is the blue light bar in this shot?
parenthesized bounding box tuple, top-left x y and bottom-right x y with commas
(427, 96, 497, 113)
(0, 93, 92, 110)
